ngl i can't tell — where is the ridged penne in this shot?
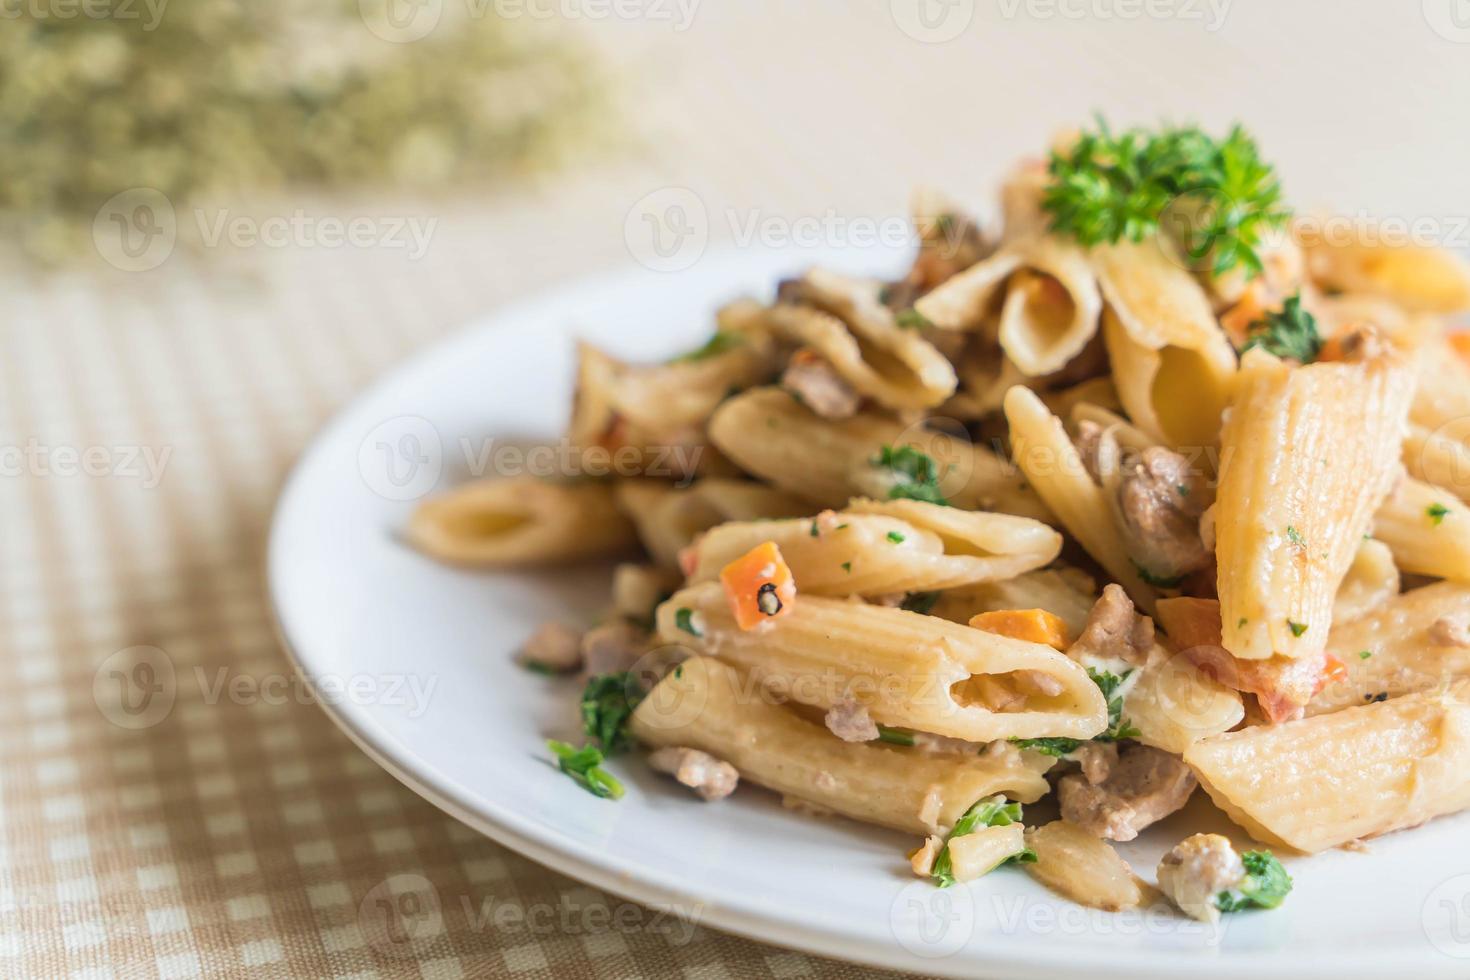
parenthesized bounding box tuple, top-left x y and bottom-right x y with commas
(1303, 231, 1470, 313)
(629, 656, 1053, 834)
(915, 236, 1102, 377)
(408, 477, 637, 566)
(1215, 347, 1415, 660)
(1187, 680, 1470, 853)
(770, 269, 957, 410)
(708, 387, 1053, 521)
(1003, 385, 1160, 612)
(686, 499, 1061, 597)
(654, 581, 1108, 742)
(1373, 477, 1470, 582)
(614, 478, 811, 569)
(1405, 422, 1470, 505)
(929, 567, 1099, 636)
(1307, 582, 1470, 716)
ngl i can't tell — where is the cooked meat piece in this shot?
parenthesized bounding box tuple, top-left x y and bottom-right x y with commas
(647, 747, 739, 801)
(1013, 670, 1065, 697)
(580, 621, 649, 677)
(1057, 743, 1197, 842)
(824, 698, 879, 743)
(1074, 741, 1119, 786)
(1430, 612, 1470, 648)
(1116, 446, 1213, 579)
(1156, 833, 1246, 923)
(781, 349, 861, 420)
(518, 622, 583, 674)
(1070, 584, 1155, 667)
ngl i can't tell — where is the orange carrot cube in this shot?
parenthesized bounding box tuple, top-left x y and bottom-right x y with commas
(968, 609, 1070, 650)
(719, 541, 796, 630)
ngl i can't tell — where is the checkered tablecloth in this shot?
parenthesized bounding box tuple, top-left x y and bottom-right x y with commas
(6, 4, 1469, 976)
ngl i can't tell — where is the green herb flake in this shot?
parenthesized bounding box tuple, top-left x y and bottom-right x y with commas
(674, 608, 703, 638)
(547, 740, 625, 800)
(930, 796, 1032, 888)
(1242, 294, 1323, 363)
(1176, 484, 1191, 498)
(841, 561, 852, 573)
(1042, 119, 1288, 279)
(1429, 502, 1451, 526)
(901, 592, 940, 615)
(1238, 617, 1249, 629)
(1288, 621, 1309, 638)
(887, 531, 906, 544)
(522, 660, 558, 676)
(1010, 736, 1083, 757)
(1215, 850, 1292, 913)
(1132, 559, 1184, 589)
(673, 331, 743, 363)
(871, 445, 950, 507)
(809, 522, 820, 538)
(1358, 650, 1373, 660)
(895, 309, 932, 330)
(876, 725, 916, 747)
(580, 674, 645, 754)
(1286, 525, 1305, 547)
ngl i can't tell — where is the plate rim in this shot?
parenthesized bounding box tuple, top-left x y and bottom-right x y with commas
(265, 249, 1470, 980)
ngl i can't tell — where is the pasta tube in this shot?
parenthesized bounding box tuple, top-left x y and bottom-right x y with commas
(614, 478, 810, 568)
(1302, 230, 1470, 313)
(655, 582, 1108, 743)
(1373, 478, 1470, 582)
(628, 656, 1052, 834)
(1215, 347, 1414, 660)
(1024, 821, 1148, 912)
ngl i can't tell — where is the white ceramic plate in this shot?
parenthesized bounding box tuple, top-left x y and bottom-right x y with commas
(268, 244, 1470, 979)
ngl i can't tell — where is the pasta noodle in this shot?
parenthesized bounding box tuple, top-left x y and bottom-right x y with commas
(1373, 477, 1470, 582)
(614, 479, 811, 569)
(654, 581, 1108, 742)
(1302, 229, 1470, 313)
(629, 656, 1053, 834)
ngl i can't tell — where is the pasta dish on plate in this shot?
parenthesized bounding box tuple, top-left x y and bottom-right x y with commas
(405, 120, 1470, 921)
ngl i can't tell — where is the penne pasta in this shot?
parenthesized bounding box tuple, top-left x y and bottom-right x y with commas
(1123, 650, 1246, 756)
(1307, 582, 1470, 716)
(1405, 421, 1470, 506)
(1101, 308, 1236, 452)
(1215, 346, 1414, 660)
(686, 499, 1062, 598)
(708, 387, 1053, 521)
(1187, 680, 1470, 853)
(1332, 538, 1400, 626)
(408, 477, 637, 566)
(929, 567, 1099, 636)
(1024, 820, 1148, 912)
(654, 581, 1108, 743)
(1302, 230, 1470, 313)
(614, 478, 811, 569)
(1003, 385, 1160, 612)
(629, 656, 1053, 834)
(1373, 477, 1470, 582)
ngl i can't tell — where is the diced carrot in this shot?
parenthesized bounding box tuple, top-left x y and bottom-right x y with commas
(719, 541, 796, 630)
(1449, 333, 1470, 371)
(968, 609, 1070, 650)
(1154, 597, 1224, 651)
(1316, 335, 1349, 363)
(1320, 653, 1349, 689)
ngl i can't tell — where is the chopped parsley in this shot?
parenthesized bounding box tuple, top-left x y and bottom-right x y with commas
(876, 725, 916, 747)
(1358, 650, 1373, 660)
(841, 561, 852, 573)
(1429, 502, 1451, 526)
(1042, 118, 1287, 278)
(547, 740, 624, 799)
(1132, 559, 1184, 589)
(1286, 525, 1305, 548)
(1215, 850, 1292, 912)
(672, 330, 743, 363)
(580, 673, 644, 754)
(1176, 484, 1191, 498)
(674, 608, 703, 638)
(1238, 617, 1249, 629)
(901, 592, 941, 615)
(1241, 293, 1323, 363)
(872, 445, 950, 506)
(522, 660, 558, 676)
(1010, 736, 1083, 758)
(1287, 620, 1309, 638)
(809, 521, 821, 538)
(930, 796, 1036, 888)
(895, 308, 931, 330)
(887, 531, 906, 544)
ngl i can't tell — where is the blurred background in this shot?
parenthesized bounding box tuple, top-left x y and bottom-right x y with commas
(3, 2, 1469, 977)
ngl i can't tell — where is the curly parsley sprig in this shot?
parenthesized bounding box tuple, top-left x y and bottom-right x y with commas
(1043, 118, 1289, 279)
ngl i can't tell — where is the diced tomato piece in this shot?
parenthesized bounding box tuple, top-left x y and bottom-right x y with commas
(719, 541, 796, 630)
